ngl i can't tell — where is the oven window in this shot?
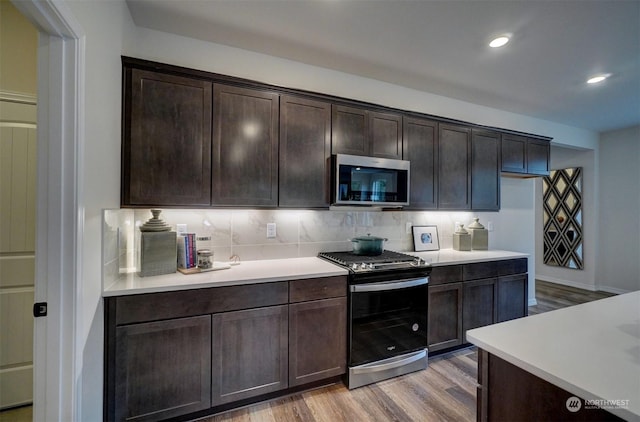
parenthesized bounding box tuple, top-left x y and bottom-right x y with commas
(350, 283, 427, 366)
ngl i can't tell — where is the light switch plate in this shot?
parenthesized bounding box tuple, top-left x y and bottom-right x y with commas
(406, 222, 413, 234)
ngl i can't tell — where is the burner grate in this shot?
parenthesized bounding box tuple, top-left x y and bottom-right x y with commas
(318, 250, 416, 267)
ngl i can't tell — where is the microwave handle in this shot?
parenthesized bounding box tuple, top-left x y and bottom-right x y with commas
(351, 277, 429, 293)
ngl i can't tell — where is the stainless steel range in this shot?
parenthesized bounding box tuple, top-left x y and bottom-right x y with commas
(318, 250, 431, 389)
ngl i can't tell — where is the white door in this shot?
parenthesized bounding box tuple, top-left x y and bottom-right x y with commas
(0, 100, 37, 409)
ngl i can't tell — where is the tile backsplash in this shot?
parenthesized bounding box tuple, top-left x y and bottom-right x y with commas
(102, 208, 481, 288)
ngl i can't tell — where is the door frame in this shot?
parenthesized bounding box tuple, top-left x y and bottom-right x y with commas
(10, 1, 84, 420)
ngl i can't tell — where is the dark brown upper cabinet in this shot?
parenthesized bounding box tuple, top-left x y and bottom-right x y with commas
(501, 134, 550, 176)
(279, 96, 331, 208)
(403, 116, 438, 209)
(526, 138, 551, 176)
(438, 123, 471, 210)
(331, 105, 402, 159)
(121, 58, 552, 209)
(471, 128, 501, 211)
(212, 84, 279, 207)
(122, 69, 212, 206)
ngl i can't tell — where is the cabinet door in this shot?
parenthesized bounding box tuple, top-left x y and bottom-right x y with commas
(331, 104, 368, 156)
(369, 111, 402, 159)
(212, 305, 288, 405)
(471, 129, 501, 211)
(462, 278, 497, 342)
(527, 138, 550, 176)
(212, 84, 279, 206)
(279, 96, 331, 207)
(403, 116, 438, 209)
(113, 316, 212, 422)
(501, 134, 527, 174)
(123, 69, 212, 206)
(438, 124, 471, 209)
(428, 282, 463, 352)
(289, 297, 347, 386)
(497, 274, 528, 323)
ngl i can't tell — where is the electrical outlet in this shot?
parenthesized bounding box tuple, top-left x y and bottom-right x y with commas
(406, 222, 413, 234)
(487, 221, 494, 232)
(176, 224, 187, 235)
(266, 223, 277, 238)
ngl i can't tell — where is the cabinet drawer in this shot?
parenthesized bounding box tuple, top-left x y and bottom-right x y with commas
(289, 276, 347, 303)
(463, 262, 498, 281)
(114, 282, 289, 325)
(497, 258, 528, 276)
(429, 265, 463, 285)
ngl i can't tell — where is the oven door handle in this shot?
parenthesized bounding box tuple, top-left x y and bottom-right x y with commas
(350, 349, 427, 375)
(350, 277, 428, 292)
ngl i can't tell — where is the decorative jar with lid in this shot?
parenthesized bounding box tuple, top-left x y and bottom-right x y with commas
(468, 217, 488, 250)
(453, 224, 472, 251)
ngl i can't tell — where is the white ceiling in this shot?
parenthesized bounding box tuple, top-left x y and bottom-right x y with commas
(126, 0, 640, 133)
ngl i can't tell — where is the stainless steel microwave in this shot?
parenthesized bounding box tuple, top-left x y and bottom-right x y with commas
(333, 154, 410, 207)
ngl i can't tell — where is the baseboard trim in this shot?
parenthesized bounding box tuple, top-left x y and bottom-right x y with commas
(536, 276, 632, 295)
(536, 276, 597, 291)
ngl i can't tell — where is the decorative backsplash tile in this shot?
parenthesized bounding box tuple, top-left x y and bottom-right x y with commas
(102, 208, 481, 281)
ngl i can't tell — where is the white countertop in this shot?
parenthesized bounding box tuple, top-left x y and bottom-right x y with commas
(410, 249, 528, 266)
(467, 291, 640, 421)
(103, 249, 528, 297)
(103, 257, 348, 297)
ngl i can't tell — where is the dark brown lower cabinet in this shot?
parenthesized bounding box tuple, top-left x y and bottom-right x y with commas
(212, 305, 288, 405)
(105, 276, 347, 421)
(289, 297, 347, 386)
(497, 274, 528, 322)
(462, 278, 497, 341)
(113, 316, 212, 422)
(478, 349, 624, 422)
(428, 282, 463, 352)
(428, 259, 528, 354)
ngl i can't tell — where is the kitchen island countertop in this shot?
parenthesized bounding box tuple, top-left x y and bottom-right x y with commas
(467, 291, 640, 421)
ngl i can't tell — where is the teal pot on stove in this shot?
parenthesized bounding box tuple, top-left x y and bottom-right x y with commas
(350, 234, 388, 256)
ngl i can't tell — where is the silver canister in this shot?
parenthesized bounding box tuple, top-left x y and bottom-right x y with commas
(197, 249, 213, 269)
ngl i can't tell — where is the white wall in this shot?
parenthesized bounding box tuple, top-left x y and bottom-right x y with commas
(535, 146, 598, 290)
(63, 1, 135, 420)
(491, 177, 537, 304)
(597, 125, 640, 293)
(58, 1, 608, 417)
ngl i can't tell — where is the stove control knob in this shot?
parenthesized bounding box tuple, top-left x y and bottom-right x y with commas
(368, 263, 375, 270)
(352, 263, 359, 271)
(360, 263, 368, 270)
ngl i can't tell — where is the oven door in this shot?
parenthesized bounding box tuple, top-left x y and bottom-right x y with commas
(349, 277, 428, 367)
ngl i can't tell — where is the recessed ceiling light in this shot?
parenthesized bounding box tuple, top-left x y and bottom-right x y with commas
(489, 36, 510, 48)
(586, 74, 611, 84)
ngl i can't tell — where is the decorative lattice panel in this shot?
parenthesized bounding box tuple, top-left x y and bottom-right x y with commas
(542, 167, 583, 269)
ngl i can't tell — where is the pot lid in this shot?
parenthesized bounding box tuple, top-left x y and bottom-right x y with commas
(352, 233, 387, 241)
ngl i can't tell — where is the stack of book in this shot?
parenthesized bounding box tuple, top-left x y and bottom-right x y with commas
(177, 233, 197, 269)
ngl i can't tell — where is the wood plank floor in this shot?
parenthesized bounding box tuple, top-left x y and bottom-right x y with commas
(0, 280, 616, 422)
(198, 280, 616, 422)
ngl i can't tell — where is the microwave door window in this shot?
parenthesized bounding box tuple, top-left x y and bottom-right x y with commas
(338, 162, 407, 204)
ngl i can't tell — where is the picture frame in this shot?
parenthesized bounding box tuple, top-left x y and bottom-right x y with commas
(412, 225, 440, 251)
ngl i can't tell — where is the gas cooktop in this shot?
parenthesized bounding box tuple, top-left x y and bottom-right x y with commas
(318, 250, 429, 273)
